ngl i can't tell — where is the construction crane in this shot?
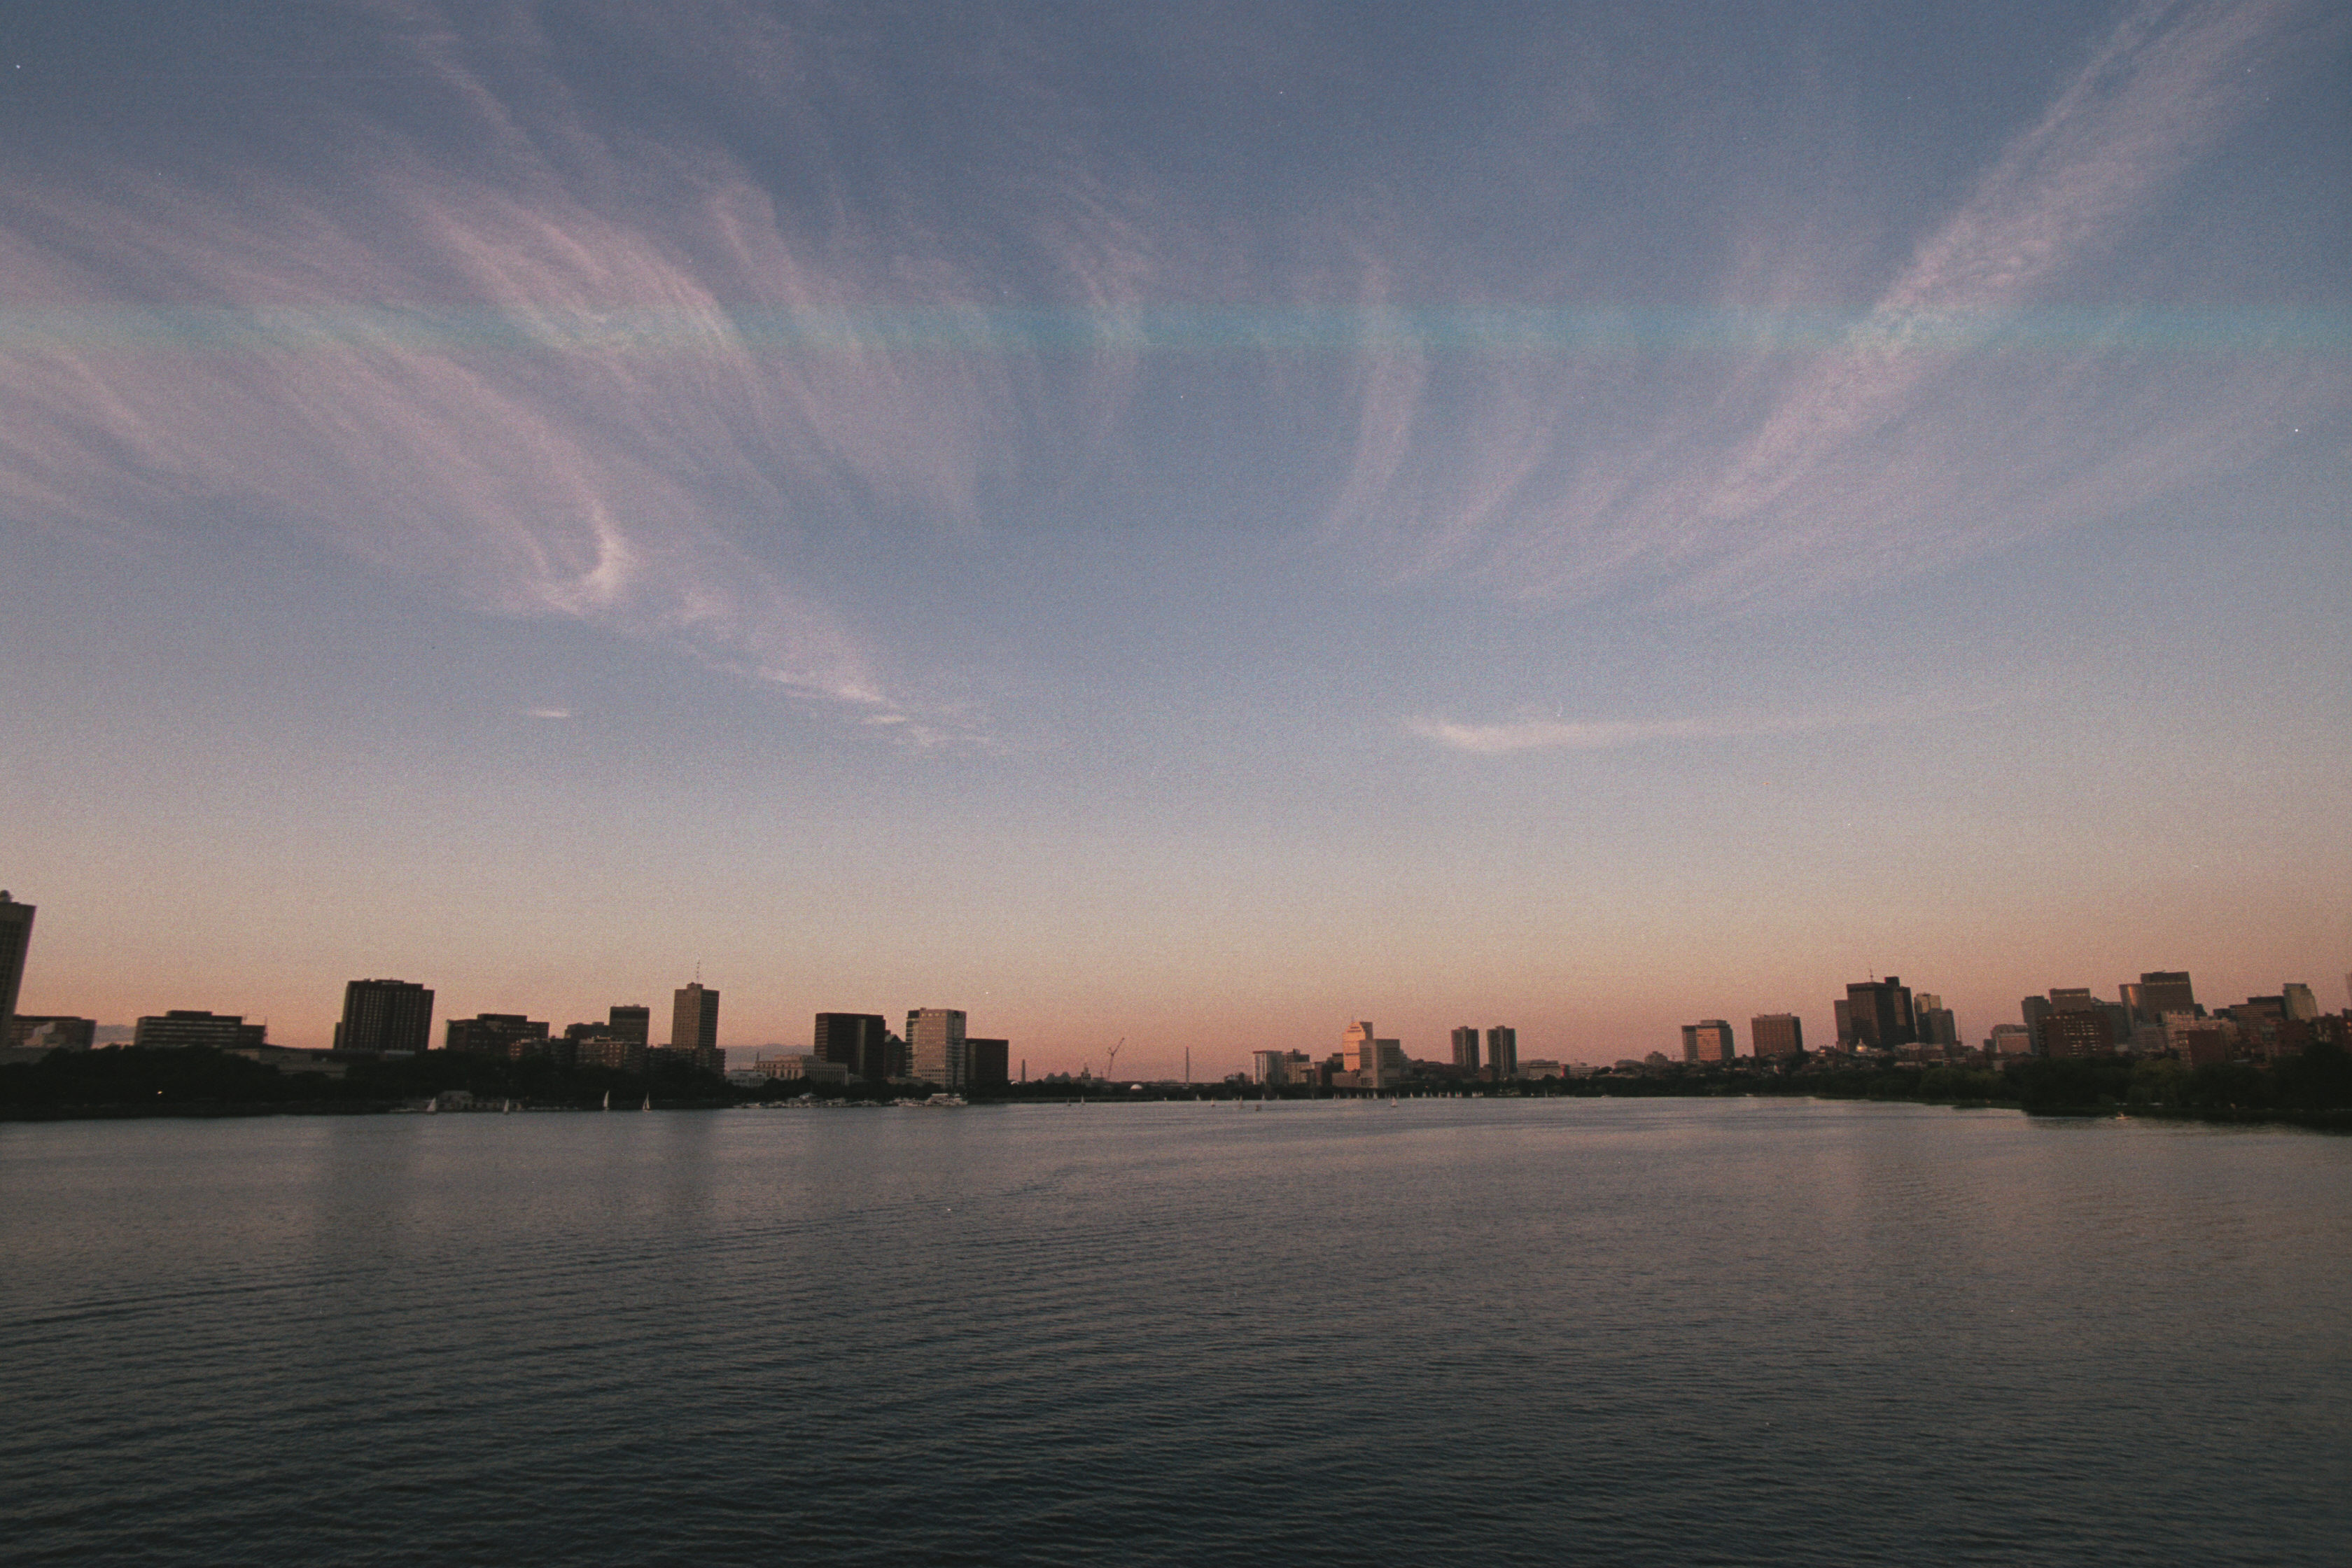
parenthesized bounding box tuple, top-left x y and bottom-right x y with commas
(1105, 1037, 1124, 1079)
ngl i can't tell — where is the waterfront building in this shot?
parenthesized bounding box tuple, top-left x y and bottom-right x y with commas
(2282, 983, 2318, 1022)
(0, 892, 33, 1046)
(1343, 1021, 1380, 1088)
(8, 1015, 94, 1052)
(1986, 1023, 2033, 1057)
(1252, 1049, 1289, 1085)
(334, 978, 434, 1055)
(2036, 1008, 2115, 1058)
(1842, 979, 1916, 1051)
(608, 1005, 650, 1046)
(134, 1010, 266, 1051)
(756, 1051, 848, 1084)
(1485, 1026, 1518, 1081)
(1680, 1020, 1735, 1064)
(572, 1034, 646, 1073)
(1520, 1058, 1563, 1079)
(1450, 1026, 1480, 1074)
(672, 984, 721, 1072)
(1912, 993, 1959, 1052)
(2121, 971, 2198, 1026)
(814, 1012, 892, 1081)
(1750, 1013, 1804, 1058)
(967, 1037, 1009, 1092)
(906, 1008, 967, 1088)
(445, 1013, 550, 1057)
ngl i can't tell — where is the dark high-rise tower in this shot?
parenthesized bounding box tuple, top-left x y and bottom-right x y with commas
(1485, 1026, 1518, 1080)
(335, 978, 434, 1054)
(608, 1005, 650, 1046)
(815, 1012, 890, 1081)
(672, 983, 720, 1072)
(1842, 978, 1916, 1051)
(1450, 1026, 1480, 1074)
(0, 892, 32, 1047)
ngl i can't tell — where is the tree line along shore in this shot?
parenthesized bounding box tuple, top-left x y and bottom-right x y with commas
(2, 1042, 2348, 1128)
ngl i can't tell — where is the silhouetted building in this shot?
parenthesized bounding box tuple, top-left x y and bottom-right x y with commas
(967, 1038, 1009, 1093)
(1833, 1000, 1852, 1047)
(135, 1010, 265, 1051)
(815, 1012, 891, 1081)
(1343, 1021, 1380, 1088)
(907, 1008, 967, 1088)
(671, 983, 720, 1071)
(1485, 1026, 1518, 1081)
(1681, 1020, 1734, 1064)
(608, 1005, 650, 1046)
(1842, 979, 1915, 1051)
(445, 1013, 550, 1057)
(571, 1033, 646, 1073)
(335, 978, 434, 1055)
(2036, 1008, 2115, 1058)
(1751, 1013, 1804, 1058)
(1450, 1026, 1481, 1074)
(1912, 992, 1959, 1052)
(9, 1014, 94, 1052)
(2122, 971, 2198, 1026)
(2282, 983, 2318, 1022)
(0, 892, 33, 1046)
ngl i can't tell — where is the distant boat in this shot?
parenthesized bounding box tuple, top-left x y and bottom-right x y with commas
(602, 1091, 610, 1111)
(641, 1093, 651, 1112)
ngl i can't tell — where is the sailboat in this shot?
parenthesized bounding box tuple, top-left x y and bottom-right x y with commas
(641, 1092, 651, 1112)
(602, 1090, 610, 1111)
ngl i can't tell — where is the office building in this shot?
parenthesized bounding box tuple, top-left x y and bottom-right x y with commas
(967, 1038, 1009, 1093)
(2037, 1008, 2115, 1058)
(2121, 971, 2198, 1026)
(1833, 999, 1852, 1048)
(334, 978, 434, 1055)
(1485, 1026, 1518, 1081)
(1986, 1023, 2033, 1057)
(1913, 993, 1959, 1052)
(1750, 1014, 1804, 1059)
(1252, 1049, 1289, 1085)
(572, 1034, 646, 1073)
(445, 1013, 550, 1057)
(815, 1012, 892, 1082)
(8, 1015, 94, 1052)
(2282, 983, 2318, 1023)
(1343, 1021, 1379, 1088)
(671, 983, 721, 1072)
(906, 1008, 967, 1088)
(1842, 979, 1916, 1051)
(135, 1010, 266, 1051)
(1450, 1026, 1481, 1074)
(608, 1005, 650, 1046)
(0, 892, 33, 1046)
(1681, 1020, 1735, 1064)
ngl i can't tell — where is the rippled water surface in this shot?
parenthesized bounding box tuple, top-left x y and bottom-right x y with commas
(3, 1098, 2346, 1564)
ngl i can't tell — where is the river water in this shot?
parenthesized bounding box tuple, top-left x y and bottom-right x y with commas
(2, 1098, 2345, 1564)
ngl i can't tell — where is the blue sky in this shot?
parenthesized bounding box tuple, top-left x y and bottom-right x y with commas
(2, 1, 2346, 1070)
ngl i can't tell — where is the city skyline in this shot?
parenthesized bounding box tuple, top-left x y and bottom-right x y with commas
(3, 4, 2347, 1074)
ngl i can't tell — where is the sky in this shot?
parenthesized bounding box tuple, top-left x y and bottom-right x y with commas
(2, 0, 2347, 1074)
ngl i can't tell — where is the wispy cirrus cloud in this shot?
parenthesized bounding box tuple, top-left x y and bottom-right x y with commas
(0, 1, 1168, 743)
(1326, 0, 2342, 606)
(1406, 708, 1885, 756)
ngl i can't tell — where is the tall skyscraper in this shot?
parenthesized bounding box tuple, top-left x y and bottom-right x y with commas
(1343, 1021, 1380, 1088)
(815, 1013, 892, 1081)
(1485, 1026, 1518, 1081)
(1843, 979, 1916, 1051)
(608, 1005, 650, 1046)
(2123, 971, 2197, 1024)
(673, 983, 720, 1071)
(0, 892, 34, 1047)
(334, 978, 434, 1055)
(906, 1008, 967, 1088)
(1450, 1026, 1480, 1074)
(1751, 1014, 1805, 1058)
(2281, 983, 2318, 1022)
